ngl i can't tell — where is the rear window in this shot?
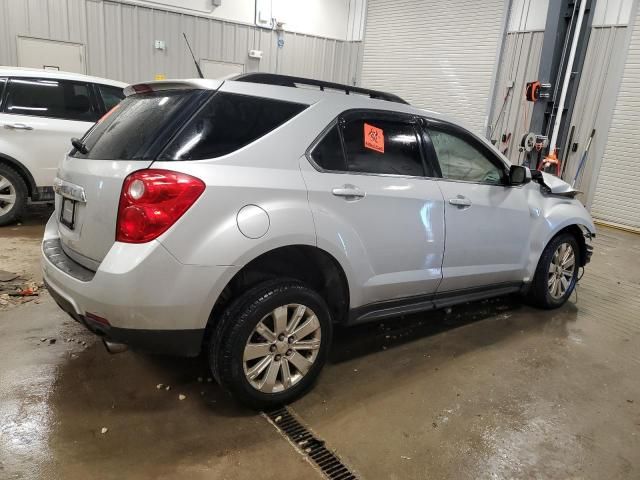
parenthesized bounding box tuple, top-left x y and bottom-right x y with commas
(72, 90, 197, 160)
(158, 92, 307, 161)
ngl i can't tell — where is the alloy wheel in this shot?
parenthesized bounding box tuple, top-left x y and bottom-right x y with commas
(0, 175, 17, 215)
(243, 304, 322, 393)
(548, 242, 576, 299)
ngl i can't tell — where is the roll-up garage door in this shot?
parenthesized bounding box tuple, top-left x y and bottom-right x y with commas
(590, 10, 640, 230)
(360, 0, 507, 134)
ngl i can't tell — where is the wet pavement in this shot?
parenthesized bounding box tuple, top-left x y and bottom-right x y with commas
(1, 206, 639, 479)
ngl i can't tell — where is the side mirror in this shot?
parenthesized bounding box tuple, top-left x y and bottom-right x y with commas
(509, 165, 530, 185)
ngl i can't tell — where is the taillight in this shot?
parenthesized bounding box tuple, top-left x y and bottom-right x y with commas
(116, 169, 205, 243)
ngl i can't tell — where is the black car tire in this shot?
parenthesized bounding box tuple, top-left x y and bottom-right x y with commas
(0, 163, 28, 227)
(210, 279, 333, 410)
(527, 232, 580, 309)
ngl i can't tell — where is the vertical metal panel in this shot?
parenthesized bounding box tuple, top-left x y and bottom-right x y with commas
(589, 14, 640, 229)
(85, 0, 106, 77)
(27, 0, 50, 38)
(0, 0, 361, 86)
(66, 0, 86, 43)
(179, 13, 197, 77)
(121, 4, 138, 82)
(333, 41, 345, 84)
(361, 0, 508, 134)
(137, 7, 154, 79)
(47, 0, 69, 40)
(562, 26, 628, 210)
(0, 0, 13, 64)
(208, 18, 223, 61)
(103, 1, 123, 80)
(3, 0, 29, 66)
(488, 30, 544, 163)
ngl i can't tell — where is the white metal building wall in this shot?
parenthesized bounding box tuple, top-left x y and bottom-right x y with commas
(589, 1, 639, 230)
(562, 26, 629, 202)
(489, 31, 544, 162)
(0, 0, 362, 85)
(488, 0, 547, 163)
(360, 0, 508, 134)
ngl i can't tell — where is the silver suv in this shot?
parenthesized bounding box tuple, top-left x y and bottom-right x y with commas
(42, 74, 595, 408)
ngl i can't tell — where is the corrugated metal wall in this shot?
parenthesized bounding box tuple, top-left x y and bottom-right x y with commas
(562, 26, 629, 204)
(0, 0, 362, 85)
(488, 30, 544, 162)
(359, 0, 508, 135)
(590, 9, 640, 230)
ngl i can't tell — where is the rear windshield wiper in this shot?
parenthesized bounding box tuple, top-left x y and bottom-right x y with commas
(71, 137, 88, 154)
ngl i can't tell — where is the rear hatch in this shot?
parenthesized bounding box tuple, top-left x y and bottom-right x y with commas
(55, 84, 213, 269)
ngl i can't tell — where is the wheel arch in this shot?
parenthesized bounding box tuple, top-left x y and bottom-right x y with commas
(0, 153, 36, 198)
(547, 223, 591, 267)
(204, 244, 351, 342)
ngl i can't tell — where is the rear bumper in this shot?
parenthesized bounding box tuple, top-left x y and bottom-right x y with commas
(46, 280, 204, 356)
(41, 214, 238, 356)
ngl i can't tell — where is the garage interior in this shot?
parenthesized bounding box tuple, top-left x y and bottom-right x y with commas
(1, 0, 639, 479)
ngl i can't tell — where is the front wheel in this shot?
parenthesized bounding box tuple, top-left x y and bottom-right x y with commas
(210, 280, 333, 409)
(527, 233, 580, 309)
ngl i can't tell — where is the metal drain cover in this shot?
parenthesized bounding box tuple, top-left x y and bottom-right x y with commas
(265, 407, 358, 480)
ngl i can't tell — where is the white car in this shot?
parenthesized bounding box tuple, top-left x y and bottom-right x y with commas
(0, 67, 126, 225)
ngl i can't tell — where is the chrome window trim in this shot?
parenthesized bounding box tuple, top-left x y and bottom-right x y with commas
(305, 114, 523, 188)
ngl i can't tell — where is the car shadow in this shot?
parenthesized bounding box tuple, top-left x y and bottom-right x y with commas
(329, 294, 576, 363)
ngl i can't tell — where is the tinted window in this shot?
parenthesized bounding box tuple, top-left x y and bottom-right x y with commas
(159, 92, 307, 161)
(71, 90, 196, 160)
(4, 78, 98, 122)
(0, 78, 6, 110)
(97, 84, 125, 112)
(428, 129, 503, 184)
(311, 125, 346, 171)
(341, 117, 424, 176)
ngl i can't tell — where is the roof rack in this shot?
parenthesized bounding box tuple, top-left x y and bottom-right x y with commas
(233, 73, 409, 105)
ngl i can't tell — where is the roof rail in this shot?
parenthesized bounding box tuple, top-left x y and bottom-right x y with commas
(233, 73, 409, 105)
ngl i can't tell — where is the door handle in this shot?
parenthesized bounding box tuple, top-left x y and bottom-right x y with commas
(332, 185, 365, 200)
(4, 123, 34, 131)
(448, 196, 472, 208)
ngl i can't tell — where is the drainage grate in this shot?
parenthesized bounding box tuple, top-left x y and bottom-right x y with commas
(264, 407, 358, 480)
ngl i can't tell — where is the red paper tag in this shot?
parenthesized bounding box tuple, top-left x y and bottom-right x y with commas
(364, 123, 384, 153)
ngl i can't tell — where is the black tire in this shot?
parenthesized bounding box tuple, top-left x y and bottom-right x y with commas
(527, 232, 580, 309)
(210, 279, 333, 410)
(0, 163, 28, 227)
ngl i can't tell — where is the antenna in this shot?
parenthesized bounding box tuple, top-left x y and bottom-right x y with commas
(183, 32, 204, 79)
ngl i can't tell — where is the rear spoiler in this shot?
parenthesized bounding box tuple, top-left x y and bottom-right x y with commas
(124, 79, 222, 97)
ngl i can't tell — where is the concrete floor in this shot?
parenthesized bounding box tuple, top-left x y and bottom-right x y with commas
(1, 206, 639, 479)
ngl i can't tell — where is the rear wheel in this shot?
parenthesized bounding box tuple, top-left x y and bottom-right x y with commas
(527, 233, 580, 309)
(210, 280, 332, 409)
(0, 164, 28, 227)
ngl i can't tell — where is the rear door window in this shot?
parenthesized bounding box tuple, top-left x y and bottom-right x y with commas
(158, 92, 307, 161)
(97, 84, 125, 112)
(341, 114, 425, 177)
(3, 78, 99, 122)
(71, 90, 201, 160)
